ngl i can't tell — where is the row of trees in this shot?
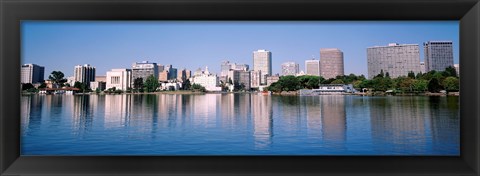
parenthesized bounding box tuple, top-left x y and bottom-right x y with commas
(266, 66, 459, 93)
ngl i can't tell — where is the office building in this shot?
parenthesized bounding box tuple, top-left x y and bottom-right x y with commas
(320, 48, 344, 79)
(132, 61, 158, 82)
(177, 68, 190, 82)
(250, 70, 262, 88)
(281, 62, 299, 76)
(266, 75, 280, 86)
(228, 70, 251, 90)
(305, 59, 320, 76)
(192, 66, 222, 91)
(158, 70, 169, 82)
(253, 49, 272, 85)
(21, 63, 45, 84)
(106, 69, 132, 90)
(424, 41, 454, 72)
(74, 64, 96, 87)
(90, 76, 106, 91)
(367, 43, 421, 79)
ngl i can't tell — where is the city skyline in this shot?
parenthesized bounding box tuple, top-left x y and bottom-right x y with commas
(22, 21, 459, 78)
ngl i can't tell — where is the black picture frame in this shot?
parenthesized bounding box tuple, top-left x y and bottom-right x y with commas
(1, 0, 479, 175)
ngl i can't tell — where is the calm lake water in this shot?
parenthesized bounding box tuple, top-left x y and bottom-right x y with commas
(21, 93, 459, 155)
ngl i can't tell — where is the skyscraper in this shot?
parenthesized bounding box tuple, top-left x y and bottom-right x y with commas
(367, 43, 421, 79)
(21, 63, 45, 84)
(74, 64, 96, 87)
(281, 62, 299, 76)
(305, 59, 320, 76)
(320, 48, 344, 79)
(132, 61, 158, 82)
(253, 49, 272, 85)
(424, 41, 454, 72)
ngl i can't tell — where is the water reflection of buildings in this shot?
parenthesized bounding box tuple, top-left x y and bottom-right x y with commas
(72, 95, 95, 135)
(104, 94, 132, 128)
(251, 94, 273, 149)
(191, 94, 219, 127)
(369, 97, 427, 154)
(302, 96, 322, 139)
(425, 96, 460, 154)
(320, 95, 346, 149)
(21, 95, 44, 134)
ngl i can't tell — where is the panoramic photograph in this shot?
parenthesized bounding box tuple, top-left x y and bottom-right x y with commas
(20, 21, 459, 155)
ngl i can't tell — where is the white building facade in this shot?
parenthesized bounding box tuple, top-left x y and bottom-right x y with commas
(367, 43, 421, 79)
(21, 63, 45, 84)
(253, 49, 272, 85)
(106, 69, 132, 90)
(192, 67, 222, 91)
(305, 59, 320, 76)
(281, 62, 299, 76)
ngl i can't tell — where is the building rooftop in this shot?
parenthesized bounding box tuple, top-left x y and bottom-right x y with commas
(367, 43, 418, 49)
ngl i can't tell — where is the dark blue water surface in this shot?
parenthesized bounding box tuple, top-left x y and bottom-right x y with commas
(21, 94, 459, 155)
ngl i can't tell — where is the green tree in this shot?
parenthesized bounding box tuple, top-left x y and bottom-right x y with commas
(427, 78, 443, 93)
(21, 83, 34, 91)
(395, 77, 414, 92)
(412, 79, 428, 92)
(73, 81, 88, 92)
(191, 83, 206, 92)
(48, 71, 65, 84)
(415, 72, 423, 79)
(372, 76, 393, 91)
(443, 76, 459, 92)
(330, 79, 345, 84)
(133, 78, 143, 92)
(385, 72, 390, 78)
(376, 69, 385, 78)
(183, 79, 191, 90)
(408, 71, 416, 79)
(445, 66, 458, 78)
(266, 82, 282, 93)
(38, 83, 47, 89)
(278, 75, 299, 91)
(306, 77, 320, 89)
(144, 75, 159, 92)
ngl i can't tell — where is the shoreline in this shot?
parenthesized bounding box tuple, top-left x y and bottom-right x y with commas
(23, 91, 460, 96)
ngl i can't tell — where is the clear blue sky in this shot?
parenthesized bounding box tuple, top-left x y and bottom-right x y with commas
(22, 21, 459, 79)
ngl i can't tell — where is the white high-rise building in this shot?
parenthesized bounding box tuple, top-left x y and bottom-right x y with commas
(305, 59, 320, 76)
(74, 64, 96, 87)
(367, 43, 421, 79)
(424, 41, 454, 72)
(192, 66, 222, 91)
(320, 48, 344, 79)
(21, 63, 45, 84)
(253, 49, 272, 85)
(106, 69, 132, 91)
(281, 62, 299, 76)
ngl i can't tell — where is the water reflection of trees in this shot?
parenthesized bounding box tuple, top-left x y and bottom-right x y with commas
(369, 96, 427, 154)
